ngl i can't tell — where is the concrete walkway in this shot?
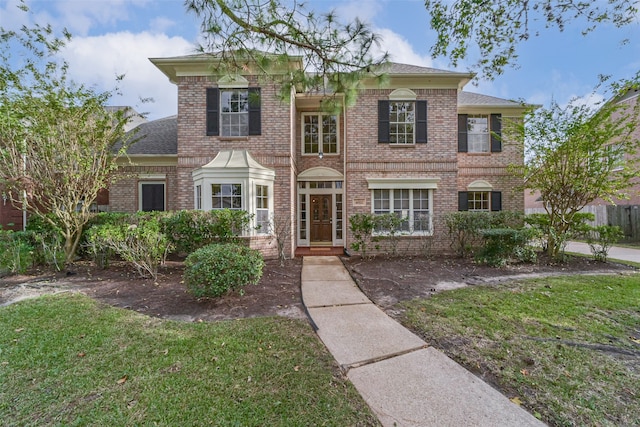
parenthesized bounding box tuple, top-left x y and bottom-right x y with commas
(565, 241, 640, 263)
(301, 256, 546, 427)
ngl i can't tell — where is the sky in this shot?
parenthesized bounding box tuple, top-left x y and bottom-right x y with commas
(1, 0, 639, 121)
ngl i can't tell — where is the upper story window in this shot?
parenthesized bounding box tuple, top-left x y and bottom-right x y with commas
(206, 87, 261, 137)
(467, 191, 490, 211)
(221, 90, 248, 136)
(389, 102, 415, 144)
(458, 113, 502, 153)
(378, 93, 427, 144)
(467, 115, 490, 153)
(302, 113, 338, 155)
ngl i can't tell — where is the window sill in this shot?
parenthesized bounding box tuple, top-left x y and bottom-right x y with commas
(218, 136, 250, 141)
(388, 143, 416, 147)
(302, 153, 339, 157)
(464, 152, 491, 156)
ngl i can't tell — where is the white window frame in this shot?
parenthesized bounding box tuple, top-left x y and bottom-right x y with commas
(467, 191, 490, 212)
(389, 101, 415, 145)
(255, 184, 270, 234)
(367, 178, 439, 236)
(302, 113, 339, 155)
(467, 115, 490, 153)
(211, 183, 243, 210)
(220, 89, 249, 136)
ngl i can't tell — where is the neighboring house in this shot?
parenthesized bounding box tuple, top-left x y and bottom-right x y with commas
(525, 88, 640, 241)
(107, 54, 527, 258)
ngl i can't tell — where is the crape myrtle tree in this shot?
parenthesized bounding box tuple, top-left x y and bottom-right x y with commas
(0, 13, 134, 265)
(511, 79, 640, 259)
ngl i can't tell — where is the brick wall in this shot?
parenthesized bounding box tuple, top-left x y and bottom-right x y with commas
(109, 165, 178, 212)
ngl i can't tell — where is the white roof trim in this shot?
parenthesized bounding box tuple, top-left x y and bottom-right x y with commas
(367, 177, 440, 189)
(297, 167, 344, 181)
(192, 150, 275, 181)
(217, 74, 249, 88)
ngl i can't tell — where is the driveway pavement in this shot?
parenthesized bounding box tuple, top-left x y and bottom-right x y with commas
(565, 241, 640, 263)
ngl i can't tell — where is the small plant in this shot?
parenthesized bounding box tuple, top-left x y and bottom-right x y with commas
(86, 215, 172, 279)
(586, 225, 623, 262)
(443, 211, 492, 257)
(183, 243, 264, 298)
(349, 213, 377, 258)
(373, 213, 405, 256)
(25, 214, 65, 270)
(270, 213, 291, 267)
(526, 212, 593, 260)
(161, 209, 252, 253)
(0, 229, 33, 274)
(476, 227, 536, 267)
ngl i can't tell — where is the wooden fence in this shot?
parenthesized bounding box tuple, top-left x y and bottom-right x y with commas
(525, 204, 640, 242)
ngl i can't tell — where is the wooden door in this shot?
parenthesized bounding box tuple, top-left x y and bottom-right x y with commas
(310, 195, 332, 243)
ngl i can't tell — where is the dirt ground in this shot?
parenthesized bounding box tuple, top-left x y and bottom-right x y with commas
(0, 254, 635, 323)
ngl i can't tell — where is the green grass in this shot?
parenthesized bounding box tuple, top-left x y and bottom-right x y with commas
(0, 293, 378, 426)
(402, 274, 640, 427)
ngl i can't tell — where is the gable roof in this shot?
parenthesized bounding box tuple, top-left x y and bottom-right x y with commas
(126, 115, 177, 155)
(458, 91, 523, 107)
(381, 62, 469, 76)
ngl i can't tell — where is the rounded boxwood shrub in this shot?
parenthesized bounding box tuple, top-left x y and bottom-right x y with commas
(183, 243, 264, 298)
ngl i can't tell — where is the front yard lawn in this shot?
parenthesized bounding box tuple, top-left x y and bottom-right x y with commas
(0, 293, 378, 426)
(402, 273, 640, 426)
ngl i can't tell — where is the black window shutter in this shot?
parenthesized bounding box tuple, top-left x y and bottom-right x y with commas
(378, 100, 390, 143)
(248, 87, 261, 135)
(458, 114, 468, 152)
(490, 113, 502, 152)
(458, 192, 468, 211)
(206, 88, 219, 136)
(491, 191, 502, 211)
(416, 100, 427, 143)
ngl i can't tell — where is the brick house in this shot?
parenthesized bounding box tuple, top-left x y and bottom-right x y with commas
(108, 54, 527, 257)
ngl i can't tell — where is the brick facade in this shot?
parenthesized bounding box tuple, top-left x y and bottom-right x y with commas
(107, 56, 527, 258)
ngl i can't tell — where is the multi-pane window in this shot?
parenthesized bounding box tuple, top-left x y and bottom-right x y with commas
(256, 184, 269, 234)
(468, 191, 490, 211)
(303, 114, 338, 154)
(195, 185, 202, 210)
(389, 102, 415, 144)
(467, 115, 490, 153)
(212, 184, 242, 210)
(372, 188, 431, 234)
(221, 90, 248, 136)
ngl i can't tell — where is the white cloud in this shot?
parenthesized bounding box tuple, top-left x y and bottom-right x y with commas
(373, 28, 434, 67)
(53, 0, 150, 36)
(332, 0, 382, 23)
(61, 31, 193, 120)
(150, 16, 176, 34)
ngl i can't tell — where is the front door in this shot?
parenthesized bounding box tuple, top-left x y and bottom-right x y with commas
(310, 194, 332, 243)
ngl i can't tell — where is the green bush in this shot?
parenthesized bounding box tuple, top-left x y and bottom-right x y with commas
(25, 214, 65, 270)
(586, 225, 623, 262)
(161, 209, 252, 253)
(349, 213, 377, 258)
(526, 212, 594, 257)
(0, 230, 33, 274)
(86, 215, 172, 279)
(184, 243, 264, 298)
(476, 228, 537, 267)
(81, 212, 131, 268)
(443, 211, 493, 257)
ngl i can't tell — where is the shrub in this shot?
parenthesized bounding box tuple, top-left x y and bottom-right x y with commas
(0, 230, 33, 274)
(476, 228, 537, 267)
(586, 225, 623, 262)
(25, 214, 65, 270)
(81, 212, 130, 268)
(161, 209, 253, 253)
(86, 215, 172, 279)
(349, 213, 377, 258)
(183, 243, 264, 298)
(443, 211, 493, 257)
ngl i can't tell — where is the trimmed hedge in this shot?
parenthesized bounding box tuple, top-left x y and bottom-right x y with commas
(183, 243, 264, 298)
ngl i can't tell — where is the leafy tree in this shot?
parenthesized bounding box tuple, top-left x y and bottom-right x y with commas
(185, 0, 388, 110)
(512, 82, 640, 259)
(186, 0, 637, 84)
(0, 12, 134, 265)
(426, 0, 638, 79)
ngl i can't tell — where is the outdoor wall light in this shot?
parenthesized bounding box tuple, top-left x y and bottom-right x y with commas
(318, 152, 324, 159)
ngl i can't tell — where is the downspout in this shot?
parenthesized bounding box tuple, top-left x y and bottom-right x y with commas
(343, 93, 347, 252)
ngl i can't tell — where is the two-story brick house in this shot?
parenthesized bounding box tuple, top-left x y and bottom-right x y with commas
(108, 54, 526, 258)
